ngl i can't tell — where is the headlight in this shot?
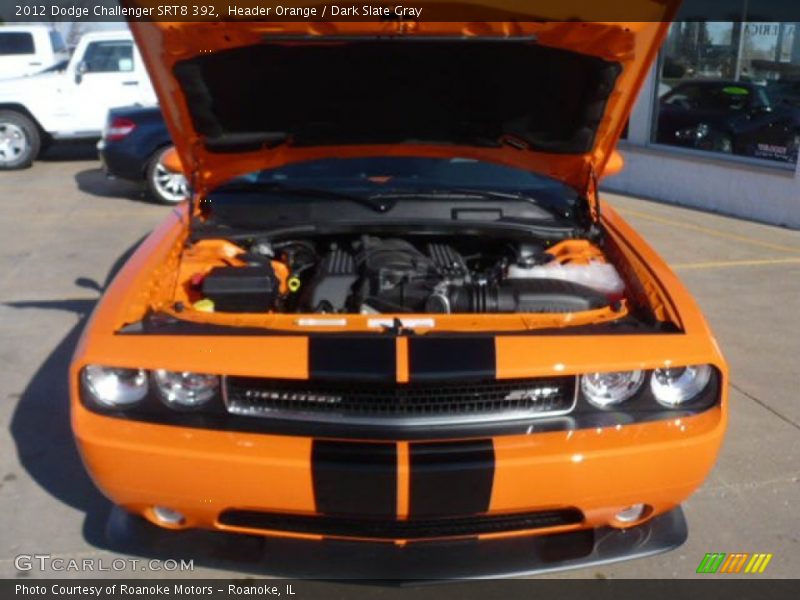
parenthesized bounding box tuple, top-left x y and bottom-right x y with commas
(651, 365, 712, 406)
(82, 365, 148, 408)
(154, 370, 219, 409)
(581, 370, 644, 408)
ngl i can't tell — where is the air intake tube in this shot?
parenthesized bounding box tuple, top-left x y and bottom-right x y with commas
(425, 279, 609, 314)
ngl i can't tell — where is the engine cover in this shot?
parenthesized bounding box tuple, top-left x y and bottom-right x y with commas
(357, 236, 435, 290)
(352, 237, 469, 313)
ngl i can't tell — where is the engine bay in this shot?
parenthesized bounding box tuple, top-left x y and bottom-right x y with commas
(175, 234, 628, 318)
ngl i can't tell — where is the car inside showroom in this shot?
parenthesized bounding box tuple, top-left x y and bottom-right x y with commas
(610, 16, 800, 228)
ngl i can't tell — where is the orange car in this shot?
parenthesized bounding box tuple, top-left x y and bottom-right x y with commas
(70, 3, 727, 578)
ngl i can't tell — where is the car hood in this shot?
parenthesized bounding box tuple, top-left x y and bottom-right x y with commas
(127, 1, 678, 212)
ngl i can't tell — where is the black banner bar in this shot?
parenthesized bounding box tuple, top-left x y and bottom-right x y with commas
(3, 580, 799, 600)
(5, 0, 800, 23)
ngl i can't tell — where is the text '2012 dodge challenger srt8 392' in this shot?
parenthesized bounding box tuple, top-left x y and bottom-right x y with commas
(70, 1, 727, 579)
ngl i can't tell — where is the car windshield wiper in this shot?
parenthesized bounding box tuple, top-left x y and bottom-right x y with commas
(212, 181, 396, 213)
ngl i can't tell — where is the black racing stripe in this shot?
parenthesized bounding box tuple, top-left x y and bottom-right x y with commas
(408, 336, 496, 381)
(308, 336, 395, 381)
(312, 441, 397, 518)
(409, 440, 495, 518)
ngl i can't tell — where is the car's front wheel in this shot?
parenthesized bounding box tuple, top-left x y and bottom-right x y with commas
(146, 146, 189, 204)
(0, 110, 41, 170)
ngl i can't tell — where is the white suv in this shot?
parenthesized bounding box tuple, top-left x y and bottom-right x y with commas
(0, 26, 69, 80)
(0, 30, 156, 169)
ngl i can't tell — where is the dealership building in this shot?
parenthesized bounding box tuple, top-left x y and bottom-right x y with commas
(606, 17, 800, 229)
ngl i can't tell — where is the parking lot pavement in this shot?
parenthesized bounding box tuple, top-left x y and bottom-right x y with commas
(0, 152, 798, 580)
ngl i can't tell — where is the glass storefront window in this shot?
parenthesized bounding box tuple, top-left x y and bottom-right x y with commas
(652, 20, 800, 165)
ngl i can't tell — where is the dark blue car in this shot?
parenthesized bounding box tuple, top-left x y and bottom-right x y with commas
(98, 105, 188, 204)
(656, 80, 800, 163)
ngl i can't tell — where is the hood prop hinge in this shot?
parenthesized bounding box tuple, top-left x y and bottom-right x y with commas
(585, 163, 601, 224)
(188, 139, 207, 218)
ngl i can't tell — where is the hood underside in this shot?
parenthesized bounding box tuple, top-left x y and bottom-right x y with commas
(174, 41, 620, 155)
(127, 5, 678, 198)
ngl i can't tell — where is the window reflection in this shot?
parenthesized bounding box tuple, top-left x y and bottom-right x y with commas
(653, 20, 800, 164)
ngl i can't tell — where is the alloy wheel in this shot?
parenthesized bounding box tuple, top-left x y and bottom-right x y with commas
(152, 154, 189, 203)
(0, 122, 28, 166)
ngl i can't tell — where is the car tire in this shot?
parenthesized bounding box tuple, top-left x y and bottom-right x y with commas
(0, 110, 41, 170)
(145, 146, 190, 205)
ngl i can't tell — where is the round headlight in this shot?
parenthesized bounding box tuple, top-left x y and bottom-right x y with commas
(581, 370, 644, 408)
(82, 365, 148, 408)
(154, 370, 219, 409)
(651, 365, 712, 406)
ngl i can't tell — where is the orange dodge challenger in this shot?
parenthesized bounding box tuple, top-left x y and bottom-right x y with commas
(71, 4, 728, 578)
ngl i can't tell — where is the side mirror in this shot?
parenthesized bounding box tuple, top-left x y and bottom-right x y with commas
(602, 149, 625, 178)
(74, 61, 87, 84)
(161, 147, 186, 175)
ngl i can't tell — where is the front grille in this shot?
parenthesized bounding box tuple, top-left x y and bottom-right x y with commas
(218, 508, 584, 540)
(223, 376, 577, 426)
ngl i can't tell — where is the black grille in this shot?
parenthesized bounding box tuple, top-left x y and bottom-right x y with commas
(218, 509, 583, 540)
(223, 376, 576, 425)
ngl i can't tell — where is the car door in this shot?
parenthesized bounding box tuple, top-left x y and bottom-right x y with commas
(69, 39, 149, 133)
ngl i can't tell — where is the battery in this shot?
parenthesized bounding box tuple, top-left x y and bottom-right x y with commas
(201, 265, 279, 313)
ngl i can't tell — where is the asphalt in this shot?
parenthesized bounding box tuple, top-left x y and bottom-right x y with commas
(0, 144, 798, 580)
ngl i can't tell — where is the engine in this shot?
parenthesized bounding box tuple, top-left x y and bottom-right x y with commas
(195, 235, 625, 315)
(351, 236, 471, 314)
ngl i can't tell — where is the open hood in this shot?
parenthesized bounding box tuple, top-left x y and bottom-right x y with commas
(127, 2, 678, 211)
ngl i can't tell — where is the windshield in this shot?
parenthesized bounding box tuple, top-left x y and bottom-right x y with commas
(218, 156, 577, 207)
(662, 83, 771, 112)
(205, 157, 582, 232)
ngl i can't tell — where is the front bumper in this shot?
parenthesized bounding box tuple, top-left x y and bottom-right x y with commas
(73, 400, 724, 544)
(106, 504, 688, 579)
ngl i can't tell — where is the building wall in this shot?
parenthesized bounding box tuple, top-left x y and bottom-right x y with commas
(603, 62, 800, 229)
